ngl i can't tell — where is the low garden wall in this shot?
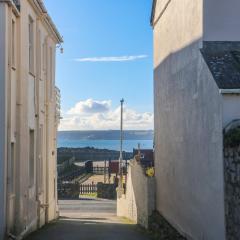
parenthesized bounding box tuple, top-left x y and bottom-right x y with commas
(117, 159, 155, 228)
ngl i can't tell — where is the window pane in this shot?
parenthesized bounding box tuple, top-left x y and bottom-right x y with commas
(29, 130, 35, 187)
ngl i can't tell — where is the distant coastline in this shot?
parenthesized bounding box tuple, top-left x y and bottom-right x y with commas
(58, 130, 153, 152)
(58, 147, 133, 164)
(58, 130, 153, 140)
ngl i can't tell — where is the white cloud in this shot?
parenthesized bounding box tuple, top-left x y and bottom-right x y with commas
(59, 99, 153, 131)
(68, 99, 111, 115)
(73, 55, 148, 62)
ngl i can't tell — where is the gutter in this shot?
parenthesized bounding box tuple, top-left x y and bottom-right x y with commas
(0, 0, 20, 16)
(219, 89, 240, 94)
(34, 0, 63, 43)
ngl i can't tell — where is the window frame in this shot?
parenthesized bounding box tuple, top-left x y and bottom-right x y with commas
(28, 16, 34, 75)
(11, 19, 16, 69)
(29, 129, 35, 188)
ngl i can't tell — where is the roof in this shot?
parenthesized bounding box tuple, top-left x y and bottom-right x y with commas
(35, 0, 63, 43)
(1, 0, 63, 43)
(150, 0, 157, 26)
(201, 42, 240, 89)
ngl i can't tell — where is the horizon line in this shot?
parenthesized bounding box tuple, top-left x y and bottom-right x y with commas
(58, 129, 154, 132)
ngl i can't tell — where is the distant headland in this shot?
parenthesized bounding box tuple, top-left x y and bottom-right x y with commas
(58, 130, 153, 140)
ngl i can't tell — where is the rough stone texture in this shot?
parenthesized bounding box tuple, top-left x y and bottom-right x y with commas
(201, 42, 240, 89)
(117, 159, 155, 229)
(97, 183, 116, 200)
(149, 211, 186, 240)
(224, 121, 240, 240)
(58, 183, 80, 200)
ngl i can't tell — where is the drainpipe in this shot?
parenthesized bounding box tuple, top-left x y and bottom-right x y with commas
(45, 98, 49, 223)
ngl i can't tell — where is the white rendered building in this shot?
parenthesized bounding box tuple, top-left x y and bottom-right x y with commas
(0, 0, 62, 239)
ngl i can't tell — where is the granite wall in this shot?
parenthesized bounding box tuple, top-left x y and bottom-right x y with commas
(224, 120, 240, 240)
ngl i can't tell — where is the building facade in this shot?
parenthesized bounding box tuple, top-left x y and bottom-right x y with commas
(152, 0, 240, 239)
(0, 0, 62, 239)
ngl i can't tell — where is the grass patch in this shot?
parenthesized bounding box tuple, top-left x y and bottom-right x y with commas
(120, 217, 136, 225)
(79, 193, 97, 198)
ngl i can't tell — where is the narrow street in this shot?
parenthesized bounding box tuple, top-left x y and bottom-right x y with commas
(25, 199, 152, 240)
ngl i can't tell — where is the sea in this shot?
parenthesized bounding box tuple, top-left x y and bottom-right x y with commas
(57, 139, 153, 152)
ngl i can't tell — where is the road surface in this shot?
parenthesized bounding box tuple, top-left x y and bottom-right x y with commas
(25, 199, 151, 240)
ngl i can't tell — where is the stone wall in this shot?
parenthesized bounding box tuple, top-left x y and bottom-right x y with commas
(97, 183, 116, 200)
(117, 159, 155, 229)
(224, 120, 240, 240)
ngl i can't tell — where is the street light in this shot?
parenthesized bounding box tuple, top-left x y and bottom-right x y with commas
(119, 98, 124, 189)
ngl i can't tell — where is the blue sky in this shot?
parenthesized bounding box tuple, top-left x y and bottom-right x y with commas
(44, 0, 153, 130)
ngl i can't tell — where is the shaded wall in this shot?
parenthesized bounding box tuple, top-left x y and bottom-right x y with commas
(153, 0, 226, 239)
(204, 0, 240, 41)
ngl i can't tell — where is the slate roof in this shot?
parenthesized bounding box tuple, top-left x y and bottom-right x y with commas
(150, 0, 157, 26)
(201, 42, 240, 89)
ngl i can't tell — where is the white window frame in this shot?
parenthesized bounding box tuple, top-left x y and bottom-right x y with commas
(28, 16, 34, 74)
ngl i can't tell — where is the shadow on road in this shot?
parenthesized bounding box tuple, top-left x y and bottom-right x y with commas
(25, 218, 151, 240)
(24, 199, 151, 240)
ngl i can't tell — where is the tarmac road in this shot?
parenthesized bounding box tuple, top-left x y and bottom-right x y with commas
(25, 198, 152, 240)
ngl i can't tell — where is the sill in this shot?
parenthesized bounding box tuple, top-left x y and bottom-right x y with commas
(9, 193, 16, 199)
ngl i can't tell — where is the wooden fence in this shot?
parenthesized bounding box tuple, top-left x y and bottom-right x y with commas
(58, 182, 117, 199)
(79, 184, 97, 194)
(92, 166, 109, 175)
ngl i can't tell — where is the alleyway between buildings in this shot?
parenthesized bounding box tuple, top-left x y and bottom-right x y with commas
(24, 199, 151, 240)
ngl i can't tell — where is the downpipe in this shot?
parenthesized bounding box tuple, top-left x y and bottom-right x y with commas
(36, 197, 49, 228)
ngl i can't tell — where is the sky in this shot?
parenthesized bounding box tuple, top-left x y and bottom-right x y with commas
(44, 0, 154, 130)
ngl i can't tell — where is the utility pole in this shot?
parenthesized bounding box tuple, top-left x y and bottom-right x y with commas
(119, 98, 124, 189)
(104, 159, 106, 183)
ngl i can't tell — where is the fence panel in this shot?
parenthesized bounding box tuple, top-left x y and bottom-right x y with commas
(79, 184, 97, 194)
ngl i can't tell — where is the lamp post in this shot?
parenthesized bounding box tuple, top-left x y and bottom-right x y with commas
(119, 98, 124, 189)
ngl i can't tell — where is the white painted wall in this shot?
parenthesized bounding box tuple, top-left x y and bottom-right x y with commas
(117, 159, 155, 228)
(204, 0, 240, 41)
(0, 0, 61, 238)
(222, 94, 240, 128)
(153, 0, 226, 239)
(0, 3, 8, 239)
